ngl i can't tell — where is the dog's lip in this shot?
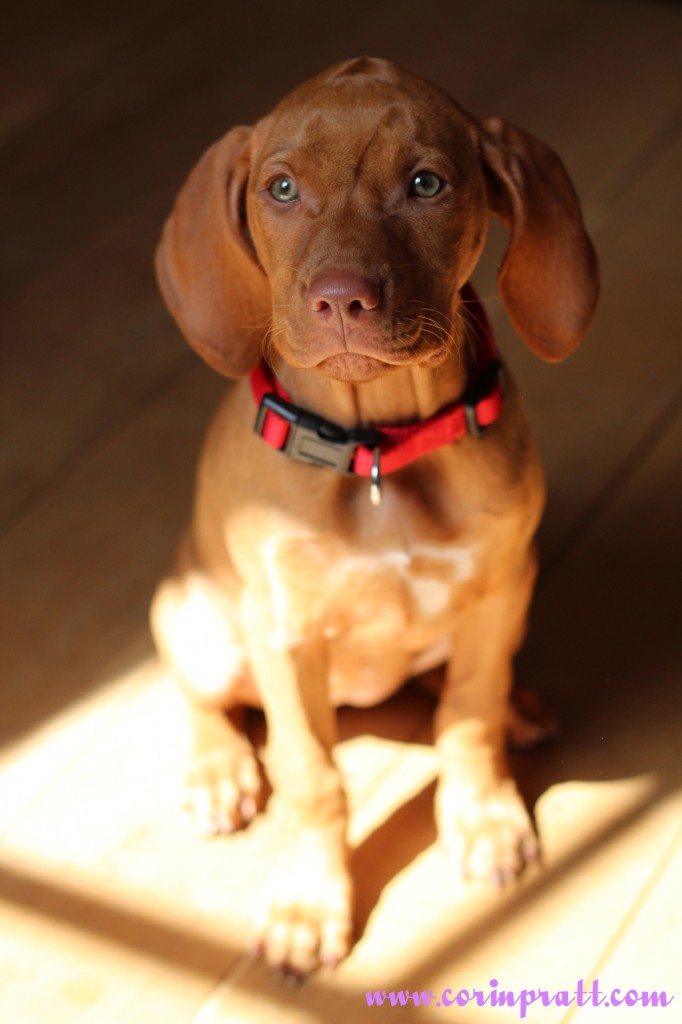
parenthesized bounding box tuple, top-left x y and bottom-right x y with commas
(309, 336, 432, 369)
(311, 341, 448, 376)
(313, 347, 413, 367)
(313, 353, 397, 382)
(283, 322, 447, 375)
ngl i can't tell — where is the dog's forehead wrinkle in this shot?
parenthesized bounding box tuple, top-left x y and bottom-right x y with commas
(261, 102, 477, 193)
(296, 100, 409, 155)
(273, 122, 458, 200)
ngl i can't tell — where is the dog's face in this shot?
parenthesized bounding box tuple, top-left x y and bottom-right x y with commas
(246, 59, 489, 382)
(156, 57, 598, 380)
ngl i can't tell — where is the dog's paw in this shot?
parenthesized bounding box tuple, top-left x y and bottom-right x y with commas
(184, 739, 262, 836)
(437, 778, 539, 885)
(254, 828, 354, 979)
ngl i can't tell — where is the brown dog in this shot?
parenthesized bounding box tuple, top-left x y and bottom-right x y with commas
(151, 57, 598, 976)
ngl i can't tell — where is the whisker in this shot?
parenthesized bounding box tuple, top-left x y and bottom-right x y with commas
(261, 316, 288, 368)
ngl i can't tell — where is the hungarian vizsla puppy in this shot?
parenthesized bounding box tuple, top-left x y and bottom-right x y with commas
(152, 57, 598, 976)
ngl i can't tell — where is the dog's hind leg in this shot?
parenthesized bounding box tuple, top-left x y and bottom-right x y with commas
(151, 542, 263, 834)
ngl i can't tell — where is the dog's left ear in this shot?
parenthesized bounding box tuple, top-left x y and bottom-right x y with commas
(477, 117, 599, 361)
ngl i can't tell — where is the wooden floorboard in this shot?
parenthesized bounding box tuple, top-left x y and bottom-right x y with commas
(1, 0, 680, 1020)
(0, 0, 201, 144)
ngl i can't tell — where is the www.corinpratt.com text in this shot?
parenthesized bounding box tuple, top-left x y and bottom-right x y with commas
(365, 978, 674, 1017)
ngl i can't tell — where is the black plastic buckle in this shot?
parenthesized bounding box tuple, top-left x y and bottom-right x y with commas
(463, 359, 505, 439)
(255, 393, 382, 474)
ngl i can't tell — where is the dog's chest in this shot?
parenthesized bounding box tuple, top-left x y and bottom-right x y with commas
(357, 543, 476, 618)
(259, 533, 479, 651)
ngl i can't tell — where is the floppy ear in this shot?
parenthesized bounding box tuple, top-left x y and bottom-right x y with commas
(155, 126, 270, 377)
(477, 117, 599, 361)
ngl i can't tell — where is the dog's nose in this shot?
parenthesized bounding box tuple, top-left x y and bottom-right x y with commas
(308, 274, 380, 319)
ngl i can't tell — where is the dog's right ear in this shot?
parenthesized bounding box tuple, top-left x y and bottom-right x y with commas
(155, 127, 270, 378)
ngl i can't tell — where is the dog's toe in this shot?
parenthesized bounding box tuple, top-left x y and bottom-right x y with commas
(255, 827, 354, 977)
(261, 904, 354, 978)
(184, 744, 262, 835)
(438, 778, 540, 884)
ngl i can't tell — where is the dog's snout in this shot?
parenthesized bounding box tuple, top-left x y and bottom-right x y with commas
(308, 275, 380, 320)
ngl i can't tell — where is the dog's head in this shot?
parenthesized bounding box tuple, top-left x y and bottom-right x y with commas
(156, 57, 598, 382)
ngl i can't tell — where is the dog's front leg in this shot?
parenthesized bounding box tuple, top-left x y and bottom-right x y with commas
(247, 635, 353, 976)
(435, 560, 540, 884)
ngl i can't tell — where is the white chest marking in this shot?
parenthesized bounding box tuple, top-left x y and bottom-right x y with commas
(411, 542, 477, 583)
(393, 542, 477, 617)
(410, 575, 451, 616)
(259, 535, 478, 646)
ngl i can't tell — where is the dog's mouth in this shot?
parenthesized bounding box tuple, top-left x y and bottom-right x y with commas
(273, 310, 454, 382)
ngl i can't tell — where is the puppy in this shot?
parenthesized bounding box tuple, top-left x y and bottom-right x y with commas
(151, 57, 598, 975)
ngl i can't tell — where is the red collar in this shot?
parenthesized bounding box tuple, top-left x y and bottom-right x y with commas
(250, 284, 504, 504)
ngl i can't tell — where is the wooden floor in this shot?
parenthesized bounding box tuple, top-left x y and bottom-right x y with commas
(1, 0, 681, 1020)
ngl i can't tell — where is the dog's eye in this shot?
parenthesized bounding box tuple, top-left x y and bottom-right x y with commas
(269, 176, 300, 203)
(409, 171, 444, 199)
